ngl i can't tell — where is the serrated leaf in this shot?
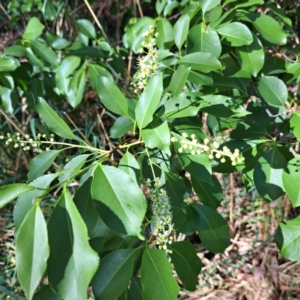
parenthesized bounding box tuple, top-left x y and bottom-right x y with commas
(258, 76, 287, 107)
(168, 65, 190, 96)
(290, 111, 300, 140)
(276, 215, 300, 261)
(192, 203, 230, 253)
(187, 23, 222, 58)
(47, 191, 99, 300)
(28, 150, 60, 181)
(173, 14, 190, 50)
(141, 248, 179, 300)
(23, 17, 45, 40)
(35, 97, 77, 140)
(254, 147, 286, 201)
(92, 249, 137, 300)
(0, 184, 35, 209)
(217, 22, 253, 46)
(91, 165, 147, 238)
(169, 241, 202, 291)
(142, 120, 170, 153)
(16, 204, 49, 300)
(110, 116, 134, 138)
(135, 74, 163, 129)
(282, 157, 300, 207)
(76, 19, 96, 39)
(236, 34, 264, 76)
(178, 52, 221, 73)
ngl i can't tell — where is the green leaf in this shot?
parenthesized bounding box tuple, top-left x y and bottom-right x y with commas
(141, 248, 179, 300)
(135, 74, 163, 129)
(4, 45, 26, 57)
(156, 18, 174, 49)
(88, 64, 113, 83)
(0, 184, 34, 209)
(178, 52, 221, 73)
(160, 92, 201, 119)
(282, 157, 300, 208)
(47, 191, 99, 300)
(173, 14, 190, 50)
(0, 57, 20, 72)
(28, 150, 60, 181)
(169, 241, 202, 291)
(276, 215, 300, 261)
(290, 111, 300, 140)
(129, 277, 143, 300)
(187, 23, 222, 58)
(230, 122, 268, 140)
(16, 204, 49, 300)
(32, 285, 60, 300)
(243, 13, 286, 45)
(168, 65, 190, 96)
(258, 76, 287, 107)
(164, 172, 185, 209)
(199, 0, 221, 15)
(91, 165, 147, 238)
(92, 249, 137, 300)
(192, 174, 223, 209)
(192, 203, 230, 253)
(254, 147, 286, 201)
(110, 116, 134, 138)
(76, 19, 96, 39)
(119, 151, 140, 185)
(94, 76, 129, 117)
(236, 34, 264, 77)
(217, 22, 253, 47)
(35, 97, 77, 140)
(23, 17, 45, 40)
(142, 120, 170, 153)
(28, 40, 58, 67)
(59, 154, 89, 183)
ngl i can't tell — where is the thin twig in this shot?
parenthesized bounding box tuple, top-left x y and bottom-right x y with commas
(83, 0, 109, 41)
(136, 0, 144, 17)
(0, 108, 26, 137)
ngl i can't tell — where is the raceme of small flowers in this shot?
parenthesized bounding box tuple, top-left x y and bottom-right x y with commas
(145, 178, 174, 254)
(0, 132, 56, 152)
(132, 25, 159, 94)
(171, 132, 245, 166)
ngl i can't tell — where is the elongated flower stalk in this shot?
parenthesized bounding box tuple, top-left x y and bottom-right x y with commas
(145, 178, 174, 255)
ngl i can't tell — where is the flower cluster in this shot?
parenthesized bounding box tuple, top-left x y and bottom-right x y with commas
(132, 25, 159, 93)
(0, 132, 55, 152)
(171, 132, 245, 166)
(145, 178, 174, 255)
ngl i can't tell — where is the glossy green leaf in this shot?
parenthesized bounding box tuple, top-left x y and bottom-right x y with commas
(110, 116, 134, 138)
(276, 215, 300, 261)
(234, 0, 264, 8)
(156, 18, 173, 49)
(0, 57, 20, 72)
(254, 147, 286, 201)
(119, 151, 140, 185)
(36, 97, 77, 140)
(192, 203, 230, 253)
(141, 248, 179, 300)
(25, 47, 44, 67)
(136, 74, 163, 129)
(258, 76, 287, 107)
(29, 40, 58, 67)
(16, 204, 49, 300)
(4, 45, 26, 57)
(168, 65, 190, 96)
(192, 174, 223, 209)
(204, 4, 222, 23)
(88, 64, 113, 83)
(178, 52, 221, 73)
(156, 0, 167, 15)
(217, 22, 253, 46)
(59, 154, 89, 183)
(51, 38, 70, 50)
(23, 17, 45, 40)
(0, 184, 34, 209)
(28, 150, 60, 181)
(91, 165, 147, 238)
(230, 122, 268, 140)
(142, 120, 170, 153)
(243, 13, 286, 45)
(92, 249, 137, 300)
(187, 23, 222, 58)
(236, 34, 264, 76)
(282, 157, 300, 207)
(169, 241, 202, 291)
(199, 0, 221, 15)
(173, 14, 190, 50)
(76, 19, 96, 39)
(47, 191, 99, 299)
(32, 285, 60, 300)
(94, 76, 129, 117)
(164, 172, 185, 208)
(290, 111, 300, 140)
(129, 277, 143, 300)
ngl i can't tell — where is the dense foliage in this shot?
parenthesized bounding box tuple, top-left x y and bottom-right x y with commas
(0, 0, 300, 299)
